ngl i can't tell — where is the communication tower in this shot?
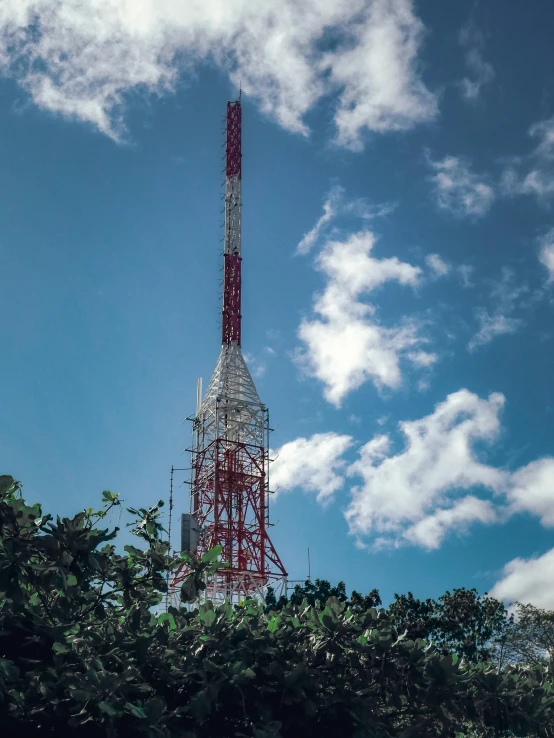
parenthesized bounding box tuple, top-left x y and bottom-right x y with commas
(170, 98, 288, 603)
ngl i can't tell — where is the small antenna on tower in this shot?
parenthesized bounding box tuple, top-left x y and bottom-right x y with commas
(165, 465, 174, 612)
(196, 378, 202, 415)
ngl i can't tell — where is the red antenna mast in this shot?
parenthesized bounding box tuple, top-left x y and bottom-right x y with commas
(222, 99, 242, 346)
(171, 98, 288, 603)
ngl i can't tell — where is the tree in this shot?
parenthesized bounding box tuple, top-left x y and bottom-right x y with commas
(2, 474, 554, 738)
(265, 580, 381, 614)
(349, 587, 382, 613)
(289, 578, 347, 607)
(492, 601, 554, 671)
(388, 588, 513, 664)
(388, 591, 436, 642)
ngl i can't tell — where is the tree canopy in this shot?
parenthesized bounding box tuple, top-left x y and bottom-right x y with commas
(1, 475, 554, 738)
(269, 578, 512, 665)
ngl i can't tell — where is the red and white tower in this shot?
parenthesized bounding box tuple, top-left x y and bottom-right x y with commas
(172, 98, 288, 603)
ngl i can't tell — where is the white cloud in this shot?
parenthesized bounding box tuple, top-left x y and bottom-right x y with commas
(0, 0, 437, 145)
(297, 185, 396, 255)
(507, 458, 554, 526)
(324, 0, 438, 150)
(270, 432, 353, 503)
(539, 229, 554, 282)
(501, 116, 554, 202)
(297, 186, 344, 256)
(468, 268, 529, 351)
(529, 117, 554, 160)
(425, 253, 450, 277)
(243, 347, 276, 379)
(490, 548, 554, 610)
(404, 495, 498, 550)
(427, 154, 495, 218)
(458, 18, 495, 102)
(296, 229, 433, 406)
(406, 350, 438, 367)
(468, 311, 523, 351)
(274, 389, 554, 552)
(345, 389, 507, 548)
(458, 264, 475, 288)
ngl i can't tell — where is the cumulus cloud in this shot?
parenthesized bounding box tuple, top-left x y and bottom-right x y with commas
(508, 458, 554, 527)
(296, 229, 433, 406)
(425, 253, 450, 277)
(345, 389, 507, 548)
(427, 154, 495, 218)
(458, 17, 495, 102)
(0, 0, 437, 145)
(501, 116, 554, 202)
(404, 495, 498, 550)
(490, 549, 554, 611)
(323, 0, 438, 150)
(539, 229, 554, 282)
(273, 389, 554, 551)
(270, 432, 353, 503)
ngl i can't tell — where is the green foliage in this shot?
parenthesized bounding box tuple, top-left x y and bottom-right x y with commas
(266, 578, 381, 615)
(492, 601, 554, 671)
(1, 475, 553, 738)
(388, 587, 513, 664)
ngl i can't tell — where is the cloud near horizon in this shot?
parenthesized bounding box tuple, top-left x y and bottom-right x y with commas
(271, 389, 554, 575)
(489, 548, 554, 612)
(0, 0, 437, 147)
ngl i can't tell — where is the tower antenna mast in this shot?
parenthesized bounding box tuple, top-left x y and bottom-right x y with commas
(171, 98, 288, 603)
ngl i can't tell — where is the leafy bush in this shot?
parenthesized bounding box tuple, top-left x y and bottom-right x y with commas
(1, 475, 553, 738)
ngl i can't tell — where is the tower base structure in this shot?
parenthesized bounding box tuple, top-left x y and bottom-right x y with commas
(169, 344, 288, 606)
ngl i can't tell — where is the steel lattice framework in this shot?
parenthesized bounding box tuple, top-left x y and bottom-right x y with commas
(171, 99, 288, 603)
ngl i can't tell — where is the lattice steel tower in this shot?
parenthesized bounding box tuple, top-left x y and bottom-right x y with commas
(171, 98, 288, 603)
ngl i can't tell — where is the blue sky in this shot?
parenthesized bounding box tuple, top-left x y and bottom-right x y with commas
(1, 0, 554, 611)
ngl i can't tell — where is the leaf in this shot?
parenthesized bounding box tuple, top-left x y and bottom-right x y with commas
(67, 574, 78, 587)
(144, 697, 165, 724)
(53, 642, 69, 653)
(124, 545, 144, 558)
(0, 476, 16, 495)
(0, 658, 19, 679)
(321, 614, 336, 631)
(70, 688, 95, 702)
(128, 704, 147, 719)
(201, 546, 222, 564)
(98, 701, 118, 716)
(198, 609, 216, 627)
(158, 612, 177, 631)
(267, 616, 281, 633)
